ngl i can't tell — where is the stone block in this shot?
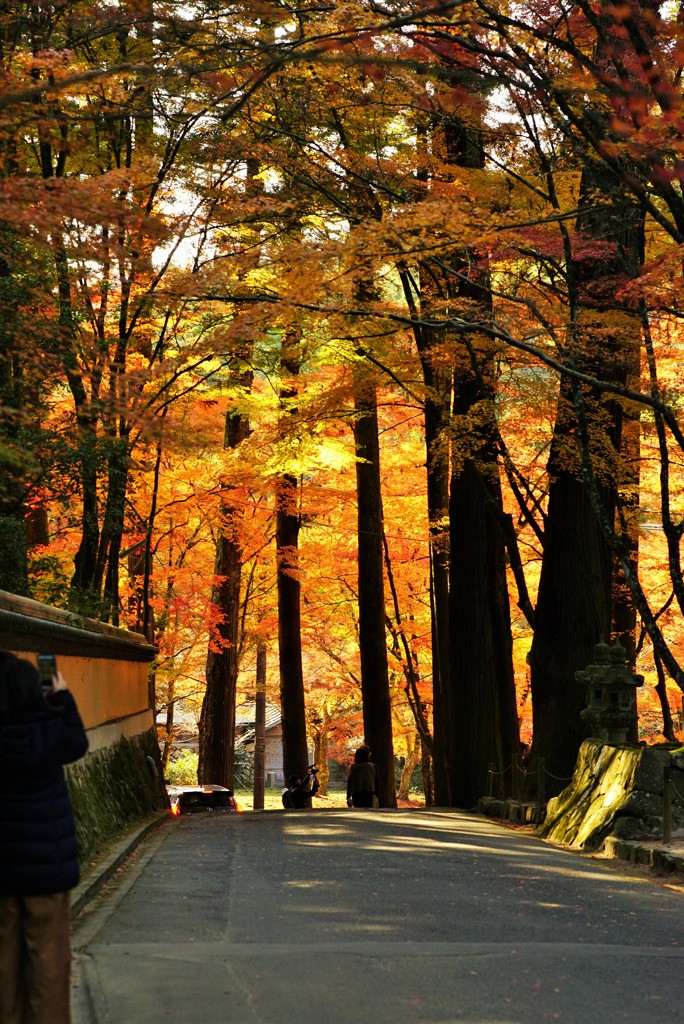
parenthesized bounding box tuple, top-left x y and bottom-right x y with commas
(603, 836, 638, 862)
(651, 849, 680, 873)
(522, 803, 543, 824)
(506, 800, 521, 823)
(477, 796, 505, 819)
(632, 747, 671, 793)
(610, 816, 647, 841)
(620, 790, 664, 819)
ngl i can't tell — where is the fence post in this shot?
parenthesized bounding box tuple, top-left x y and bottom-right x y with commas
(488, 763, 493, 798)
(663, 766, 672, 844)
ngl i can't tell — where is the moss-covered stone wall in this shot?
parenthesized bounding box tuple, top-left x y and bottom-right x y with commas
(66, 727, 169, 868)
(539, 739, 684, 851)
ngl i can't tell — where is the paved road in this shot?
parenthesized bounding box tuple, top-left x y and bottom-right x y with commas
(72, 809, 684, 1024)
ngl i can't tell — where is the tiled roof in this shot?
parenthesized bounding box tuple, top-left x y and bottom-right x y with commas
(235, 702, 281, 745)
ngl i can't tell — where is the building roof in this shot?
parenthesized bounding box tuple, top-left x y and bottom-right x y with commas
(235, 702, 282, 746)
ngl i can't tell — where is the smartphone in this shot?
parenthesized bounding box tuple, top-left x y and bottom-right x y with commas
(37, 654, 57, 693)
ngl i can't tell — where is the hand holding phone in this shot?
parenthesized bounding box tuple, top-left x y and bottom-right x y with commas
(37, 654, 57, 694)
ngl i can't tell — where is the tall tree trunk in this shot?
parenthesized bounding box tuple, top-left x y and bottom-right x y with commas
(612, 419, 640, 668)
(529, 138, 644, 789)
(197, 507, 243, 787)
(449, 425, 520, 807)
(253, 644, 267, 811)
(161, 677, 175, 775)
(612, 378, 641, 740)
(401, 263, 452, 805)
(421, 735, 434, 806)
(441, 114, 520, 807)
(528, 417, 614, 787)
(276, 470, 309, 781)
(398, 732, 421, 800)
(198, 393, 251, 788)
(52, 241, 101, 611)
(0, 244, 29, 594)
(95, 433, 131, 624)
(400, 116, 452, 804)
(352, 365, 397, 808)
(276, 338, 309, 783)
(70, 424, 100, 607)
(312, 724, 329, 795)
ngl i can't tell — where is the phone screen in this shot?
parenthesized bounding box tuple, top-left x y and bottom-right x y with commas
(37, 654, 57, 691)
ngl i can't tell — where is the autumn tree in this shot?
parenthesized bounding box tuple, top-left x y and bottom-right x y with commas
(8, 0, 684, 802)
(198, 361, 253, 787)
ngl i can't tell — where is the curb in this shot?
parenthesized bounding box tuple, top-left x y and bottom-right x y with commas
(602, 836, 684, 876)
(72, 811, 169, 917)
(478, 805, 684, 879)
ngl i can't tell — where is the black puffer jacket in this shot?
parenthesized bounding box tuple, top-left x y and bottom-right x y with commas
(0, 690, 89, 895)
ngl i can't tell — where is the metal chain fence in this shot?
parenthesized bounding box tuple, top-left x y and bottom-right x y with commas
(487, 758, 572, 806)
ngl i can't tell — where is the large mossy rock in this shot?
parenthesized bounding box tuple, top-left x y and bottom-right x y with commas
(66, 728, 168, 868)
(540, 740, 684, 850)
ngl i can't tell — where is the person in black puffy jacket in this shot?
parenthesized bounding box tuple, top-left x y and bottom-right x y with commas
(0, 651, 88, 1024)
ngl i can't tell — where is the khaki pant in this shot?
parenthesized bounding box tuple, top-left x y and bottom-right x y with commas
(0, 892, 72, 1024)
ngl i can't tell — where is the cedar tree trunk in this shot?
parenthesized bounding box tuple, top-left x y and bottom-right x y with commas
(276, 471, 309, 781)
(448, 421, 520, 808)
(276, 333, 309, 784)
(529, 134, 644, 788)
(198, 400, 251, 787)
(352, 366, 397, 808)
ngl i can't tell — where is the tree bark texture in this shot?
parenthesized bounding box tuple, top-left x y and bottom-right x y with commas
(419, 111, 519, 807)
(96, 434, 131, 625)
(449, 453, 521, 807)
(198, 510, 243, 787)
(253, 645, 267, 811)
(276, 471, 309, 782)
(528, 430, 613, 789)
(529, 116, 644, 788)
(0, 254, 29, 594)
(276, 336, 310, 784)
(413, 312, 452, 805)
(70, 426, 100, 607)
(447, 318, 520, 808)
(352, 367, 397, 808)
(198, 399, 251, 787)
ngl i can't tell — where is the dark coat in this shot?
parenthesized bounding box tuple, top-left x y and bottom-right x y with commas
(0, 690, 88, 895)
(287, 775, 319, 809)
(346, 761, 379, 799)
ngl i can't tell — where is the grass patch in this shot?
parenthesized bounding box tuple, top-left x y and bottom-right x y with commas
(233, 788, 424, 811)
(234, 787, 349, 811)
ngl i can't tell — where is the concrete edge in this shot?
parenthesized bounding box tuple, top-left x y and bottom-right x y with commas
(72, 811, 170, 917)
(477, 804, 684, 878)
(601, 835, 684, 876)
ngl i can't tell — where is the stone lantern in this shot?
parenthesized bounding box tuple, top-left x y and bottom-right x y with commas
(576, 640, 643, 743)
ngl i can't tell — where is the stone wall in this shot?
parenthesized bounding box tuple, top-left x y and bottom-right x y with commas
(67, 728, 168, 866)
(539, 739, 684, 850)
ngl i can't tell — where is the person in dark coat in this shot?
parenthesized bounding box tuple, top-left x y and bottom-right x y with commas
(282, 768, 320, 809)
(0, 651, 89, 1024)
(346, 744, 380, 808)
